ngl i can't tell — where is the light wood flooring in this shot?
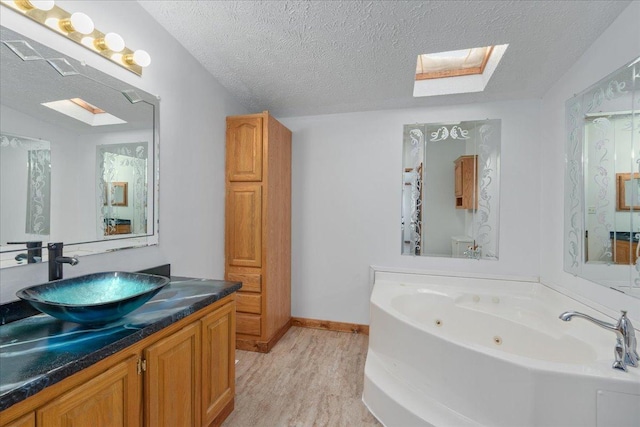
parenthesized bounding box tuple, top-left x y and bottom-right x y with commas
(222, 326, 381, 427)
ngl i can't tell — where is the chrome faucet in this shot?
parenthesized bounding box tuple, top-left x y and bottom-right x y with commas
(463, 244, 482, 260)
(48, 242, 79, 281)
(559, 310, 639, 371)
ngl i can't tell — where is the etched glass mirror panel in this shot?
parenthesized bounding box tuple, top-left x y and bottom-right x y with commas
(401, 119, 501, 259)
(564, 56, 639, 297)
(0, 26, 159, 268)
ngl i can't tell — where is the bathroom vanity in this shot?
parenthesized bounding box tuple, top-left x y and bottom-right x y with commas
(0, 277, 241, 427)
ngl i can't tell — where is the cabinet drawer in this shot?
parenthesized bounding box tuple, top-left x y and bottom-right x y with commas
(236, 313, 261, 336)
(236, 293, 261, 314)
(227, 272, 261, 293)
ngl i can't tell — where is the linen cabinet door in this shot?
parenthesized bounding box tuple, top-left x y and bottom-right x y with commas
(226, 183, 262, 268)
(144, 323, 201, 427)
(201, 301, 236, 426)
(226, 116, 263, 182)
(37, 356, 141, 427)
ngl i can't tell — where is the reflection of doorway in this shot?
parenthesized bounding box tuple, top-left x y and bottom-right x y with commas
(401, 165, 422, 255)
(583, 115, 639, 264)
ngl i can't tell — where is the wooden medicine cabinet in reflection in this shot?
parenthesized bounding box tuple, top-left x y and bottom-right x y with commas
(105, 182, 128, 207)
(616, 173, 640, 211)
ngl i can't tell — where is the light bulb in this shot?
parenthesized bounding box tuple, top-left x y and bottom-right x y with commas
(14, 0, 54, 10)
(133, 50, 151, 67)
(124, 49, 151, 67)
(59, 12, 94, 35)
(94, 32, 125, 52)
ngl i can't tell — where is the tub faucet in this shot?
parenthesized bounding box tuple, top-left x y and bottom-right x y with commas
(48, 242, 79, 281)
(559, 310, 638, 372)
(463, 244, 482, 260)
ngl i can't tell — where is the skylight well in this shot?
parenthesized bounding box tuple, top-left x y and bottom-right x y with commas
(413, 44, 508, 98)
(41, 98, 126, 126)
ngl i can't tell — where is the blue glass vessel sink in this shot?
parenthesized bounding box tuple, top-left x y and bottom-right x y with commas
(16, 272, 170, 326)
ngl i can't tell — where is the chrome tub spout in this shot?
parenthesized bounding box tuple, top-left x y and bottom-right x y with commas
(559, 310, 638, 371)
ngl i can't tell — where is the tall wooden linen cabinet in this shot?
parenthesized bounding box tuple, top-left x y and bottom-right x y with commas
(225, 111, 292, 353)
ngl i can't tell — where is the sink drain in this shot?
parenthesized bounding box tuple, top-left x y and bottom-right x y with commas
(493, 336, 502, 345)
(435, 319, 442, 326)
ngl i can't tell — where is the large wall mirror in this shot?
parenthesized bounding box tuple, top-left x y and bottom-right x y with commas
(401, 119, 501, 260)
(564, 56, 639, 298)
(0, 26, 159, 268)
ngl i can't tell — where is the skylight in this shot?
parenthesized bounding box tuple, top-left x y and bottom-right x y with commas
(41, 98, 126, 126)
(416, 46, 493, 80)
(413, 44, 509, 97)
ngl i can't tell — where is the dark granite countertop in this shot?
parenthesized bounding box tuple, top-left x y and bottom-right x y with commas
(609, 231, 640, 242)
(0, 276, 241, 411)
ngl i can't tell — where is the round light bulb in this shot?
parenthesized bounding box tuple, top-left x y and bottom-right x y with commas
(133, 49, 151, 67)
(29, 0, 55, 10)
(68, 12, 94, 34)
(104, 33, 125, 52)
(14, 0, 54, 10)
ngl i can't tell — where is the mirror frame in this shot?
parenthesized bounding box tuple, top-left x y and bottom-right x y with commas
(0, 25, 160, 268)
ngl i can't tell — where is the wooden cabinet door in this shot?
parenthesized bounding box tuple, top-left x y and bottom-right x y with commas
(2, 413, 34, 427)
(201, 301, 235, 426)
(227, 117, 263, 182)
(454, 159, 463, 197)
(226, 183, 262, 268)
(144, 323, 201, 427)
(37, 356, 140, 427)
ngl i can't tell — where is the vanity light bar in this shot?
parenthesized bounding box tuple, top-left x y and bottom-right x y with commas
(0, 0, 149, 76)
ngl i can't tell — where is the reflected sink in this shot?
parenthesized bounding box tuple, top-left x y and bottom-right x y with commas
(16, 272, 170, 326)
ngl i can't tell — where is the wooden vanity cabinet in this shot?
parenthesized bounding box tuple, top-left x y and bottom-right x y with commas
(105, 224, 132, 235)
(0, 296, 236, 427)
(225, 111, 292, 353)
(612, 238, 639, 265)
(2, 413, 34, 427)
(37, 356, 141, 426)
(454, 155, 478, 209)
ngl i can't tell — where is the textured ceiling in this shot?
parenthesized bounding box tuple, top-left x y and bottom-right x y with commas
(138, 0, 632, 117)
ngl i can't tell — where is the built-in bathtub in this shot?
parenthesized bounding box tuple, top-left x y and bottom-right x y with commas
(363, 271, 640, 427)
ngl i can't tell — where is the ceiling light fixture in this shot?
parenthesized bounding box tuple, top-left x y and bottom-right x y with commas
(1, 0, 150, 75)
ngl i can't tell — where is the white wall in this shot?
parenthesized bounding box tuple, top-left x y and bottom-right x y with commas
(0, 1, 248, 302)
(281, 99, 541, 325)
(539, 1, 640, 323)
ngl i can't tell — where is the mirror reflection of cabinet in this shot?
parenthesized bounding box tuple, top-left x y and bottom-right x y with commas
(612, 237, 639, 265)
(454, 155, 477, 209)
(564, 55, 639, 296)
(616, 173, 640, 211)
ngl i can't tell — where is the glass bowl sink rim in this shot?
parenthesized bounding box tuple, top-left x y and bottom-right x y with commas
(16, 271, 170, 307)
